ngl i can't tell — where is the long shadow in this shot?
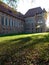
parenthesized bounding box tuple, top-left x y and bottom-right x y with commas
(1, 36, 48, 55)
(16, 33, 49, 50)
(0, 36, 32, 55)
(0, 33, 23, 37)
(0, 33, 33, 37)
(0, 33, 49, 53)
(0, 33, 49, 49)
(0, 33, 49, 65)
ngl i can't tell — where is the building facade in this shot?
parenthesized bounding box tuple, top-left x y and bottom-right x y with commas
(0, 2, 47, 34)
(24, 8, 47, 33)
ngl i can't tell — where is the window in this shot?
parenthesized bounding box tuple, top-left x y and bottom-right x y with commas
(14, 20, 17, 27)
(14, 20, 16, 26)
(5, 17, 8, 25)
(10, 20, 12, 27)
(13, 20, 14, 26)
(9, 18, 13, 26)
(9, 19, 10, 26)
(1, 16, 4, 25)
(12, 20, 13, 26)
(32, 28, 33, 30)
(11, 19, 13, 26)
(32, 23, 33, 27)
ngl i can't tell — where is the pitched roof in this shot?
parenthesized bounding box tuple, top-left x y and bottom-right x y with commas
(0, 1, 47, 20)
(16, 12, 24, 19)
(24, 7, 44, 17)
(0, 1, 24, 21)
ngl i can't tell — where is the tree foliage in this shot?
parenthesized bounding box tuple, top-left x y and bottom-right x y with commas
(6, 0, 18, 9)
(0, 0, 34, 10)
(0, 0, 19, 9)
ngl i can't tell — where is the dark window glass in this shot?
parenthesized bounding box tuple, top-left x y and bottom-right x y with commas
(5, 17, 8, 25)
(9, 19, 10, 26)
(12, 21, 13, 26)
(32, 28, 33, 30)
(14, 20, 16, 26)
(11, 19, 13, 26)
(1, 16, 4, 25)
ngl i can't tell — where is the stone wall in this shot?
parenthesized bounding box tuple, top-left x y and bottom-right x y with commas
(0, 12, 24, 34)
(24, 13, 46, 33)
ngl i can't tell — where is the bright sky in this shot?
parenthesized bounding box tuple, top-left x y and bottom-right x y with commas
(17, 0, 49, 14)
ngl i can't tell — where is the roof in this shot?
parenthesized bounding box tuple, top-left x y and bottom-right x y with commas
(0, 1, 24, 21)
(0, 1, 47, 20)
(16, 12, 24, 19)
(24, 7, 45, 18)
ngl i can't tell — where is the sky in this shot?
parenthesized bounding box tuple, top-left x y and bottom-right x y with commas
(17, 0, 49, 14)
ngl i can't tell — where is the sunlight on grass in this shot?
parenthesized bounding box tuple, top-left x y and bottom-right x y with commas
(0, 32, 49, 65)
(0, 34, 33, 43)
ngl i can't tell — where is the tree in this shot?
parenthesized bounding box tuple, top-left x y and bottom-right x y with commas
(0, 0, 19, 9)
(0, 0, 34, 10)
(6, 0, 18, 9)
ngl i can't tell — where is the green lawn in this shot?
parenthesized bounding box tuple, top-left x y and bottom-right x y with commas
(0, 33, 49, 65)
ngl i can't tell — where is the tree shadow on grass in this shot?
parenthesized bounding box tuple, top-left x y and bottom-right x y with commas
(0, 33, 49, 54)
(0, 34, 49, 65)
(0, 34, 49, 56)
(0, 37, 32, 55)
(0, 33, 32, 37)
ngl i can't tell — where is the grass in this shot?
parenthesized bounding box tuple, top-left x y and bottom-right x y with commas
(0, 32, 49, 65)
